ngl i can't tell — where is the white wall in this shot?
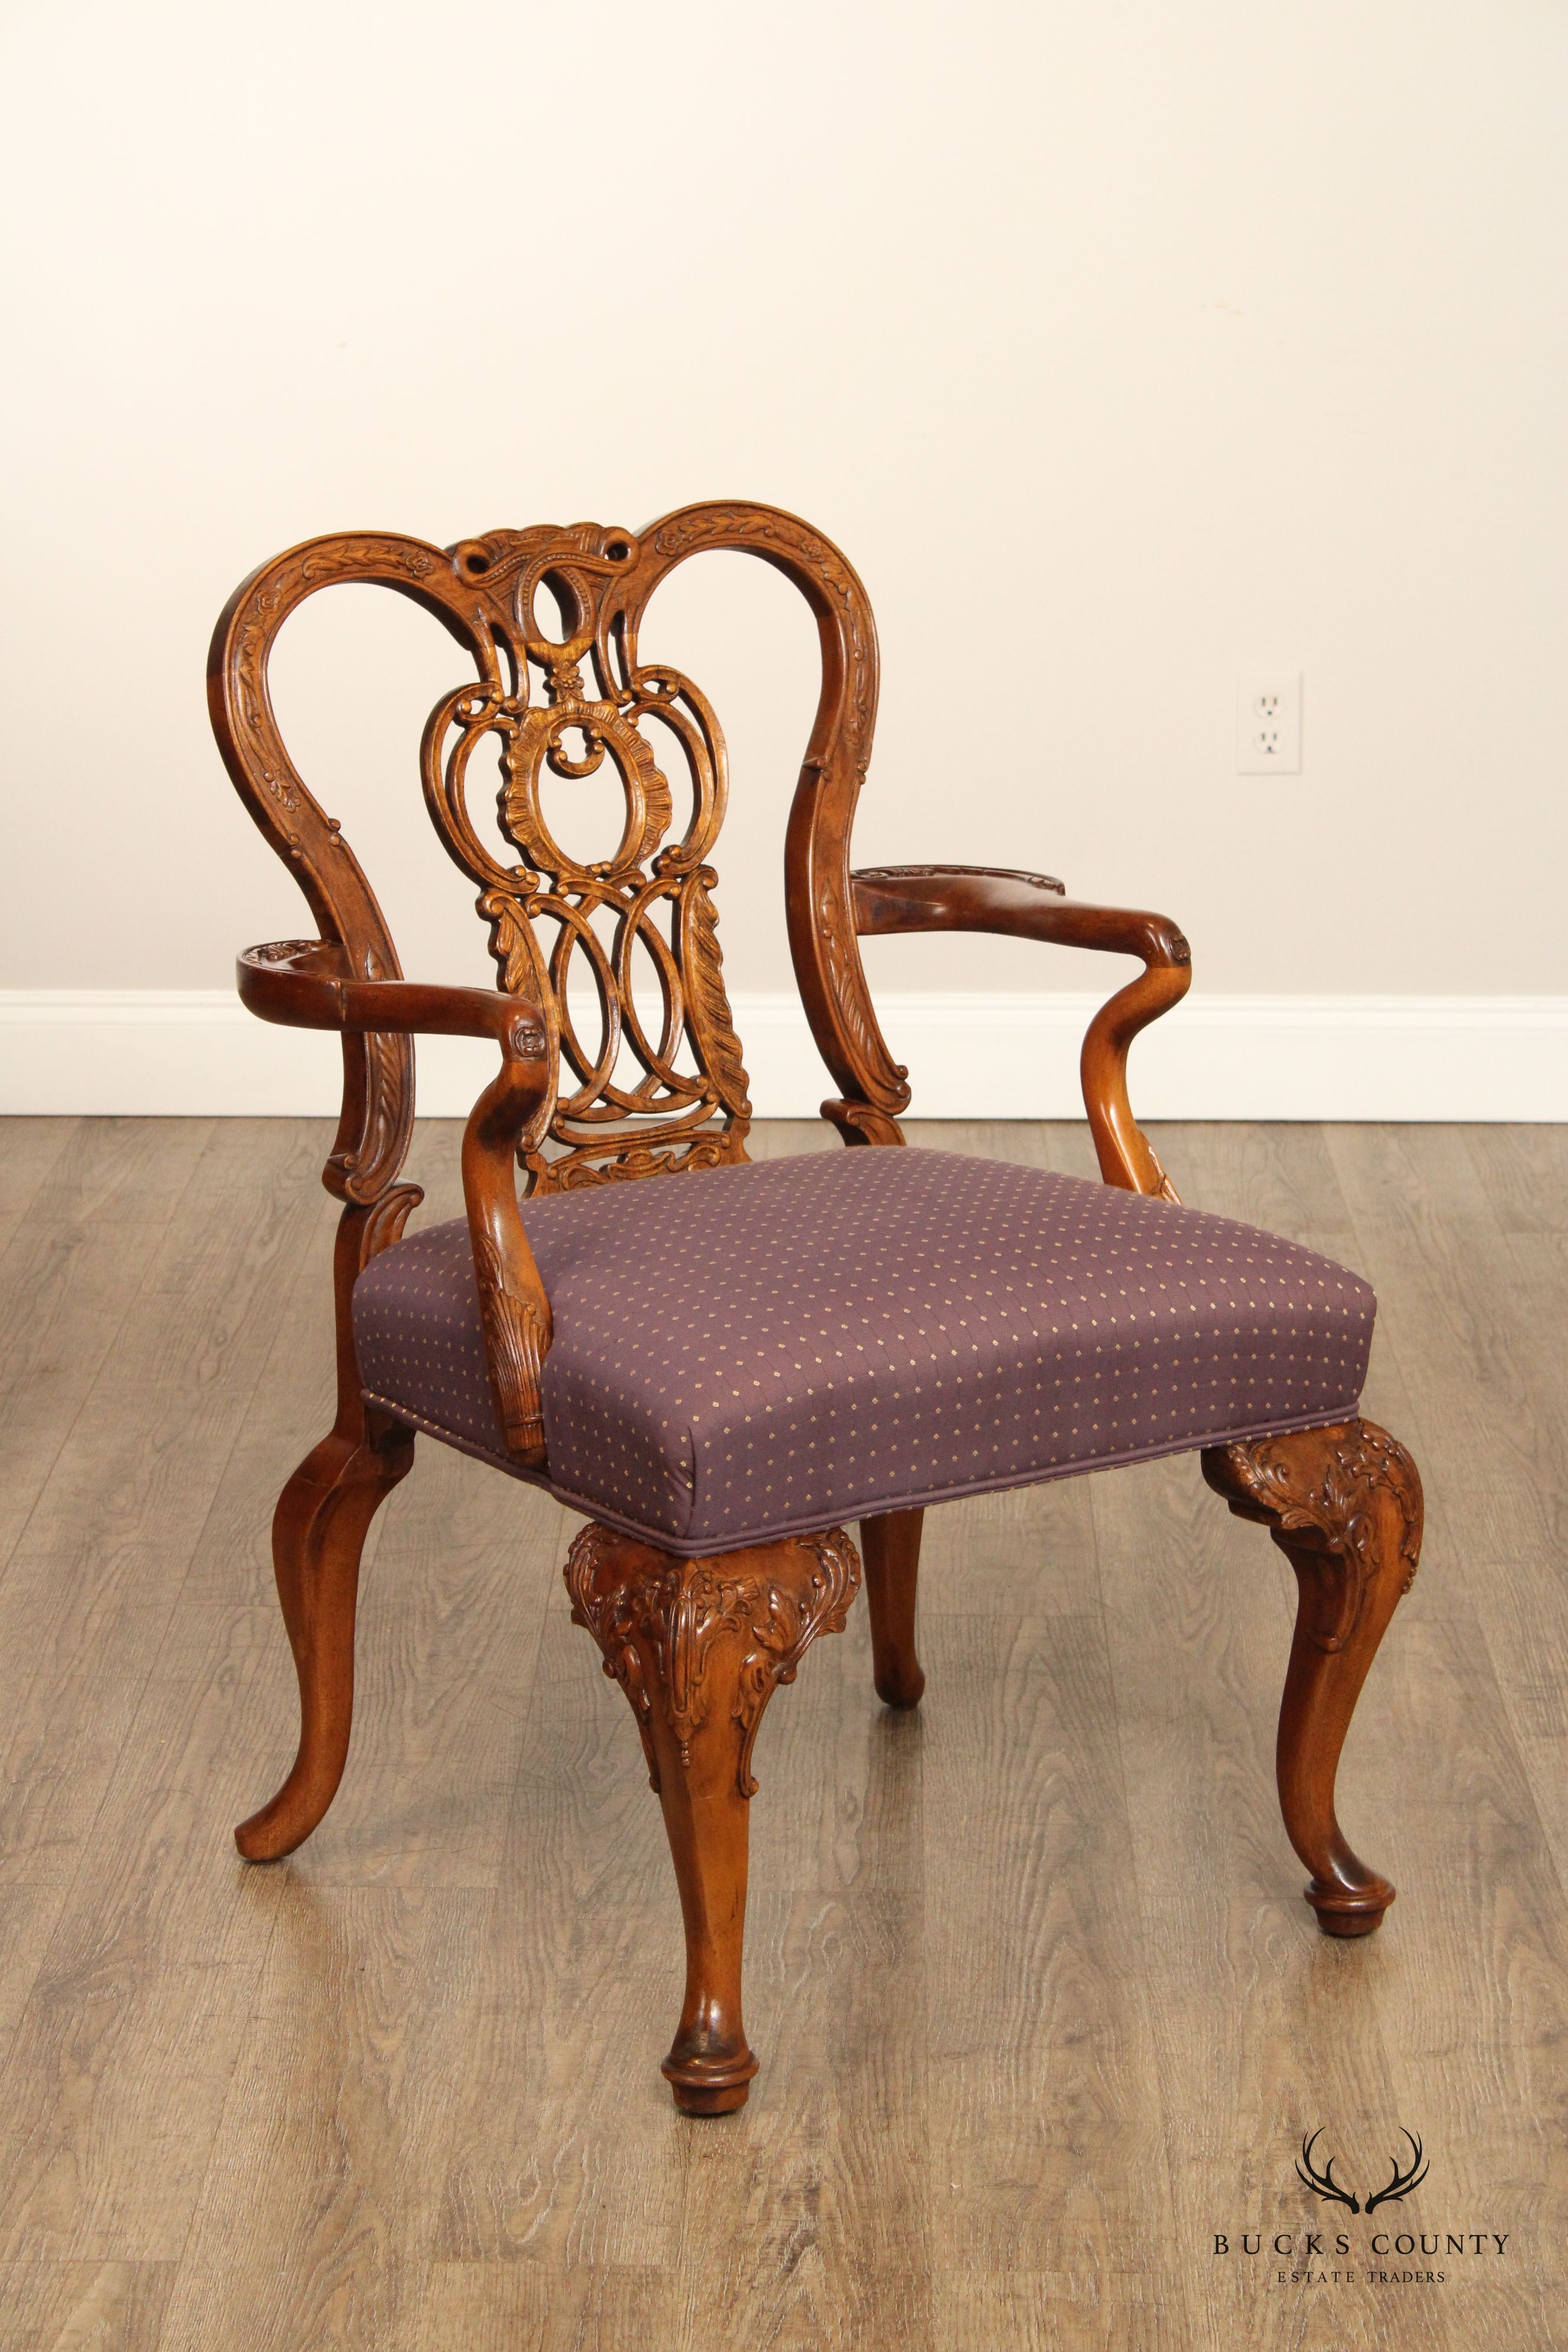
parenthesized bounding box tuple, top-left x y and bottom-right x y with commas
(2, 2, 1564, 1112)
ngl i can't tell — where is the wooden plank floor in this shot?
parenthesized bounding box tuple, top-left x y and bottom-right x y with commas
(0, 1116, 1562, 2351)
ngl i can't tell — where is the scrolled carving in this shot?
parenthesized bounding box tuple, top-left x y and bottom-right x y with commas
(681, 870, 751, 1119)
(730, 1525, 860, 1796)
(564, 1524, 661, 1781)
(1202, 1419, 1423, 1652)
(818, 873, 910, 1108)
(636, 502, 907, 1114)
(329, 1027, 414, 1205)
(211, 504, 914, 1210)
(358, 1183, 424, 1268)
(537, 1131, 744, 1195)
(821, 1099, 907, 1149)
(564, 1523, 861, 1796)
(417, 539, 754, 1186)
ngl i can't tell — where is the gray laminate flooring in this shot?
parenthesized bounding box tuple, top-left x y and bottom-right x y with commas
(0, 1117, 1560, 2351)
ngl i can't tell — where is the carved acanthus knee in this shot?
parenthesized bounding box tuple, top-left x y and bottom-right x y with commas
(564, 1523, 861, 1796)
(1202, 1417, 1423, 1936)
(1201, 1419, 1422, 1647)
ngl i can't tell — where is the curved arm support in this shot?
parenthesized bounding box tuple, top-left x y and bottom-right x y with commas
(850, 864, 1193, 1200)
(239, 942, 555, 1462)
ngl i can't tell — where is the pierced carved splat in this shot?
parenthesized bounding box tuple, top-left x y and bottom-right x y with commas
(421, 528, 752, 1190)
(208, 504, 909, 1207)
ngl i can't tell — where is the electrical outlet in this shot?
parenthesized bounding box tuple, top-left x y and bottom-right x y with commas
(1237, 673, 1302, 774)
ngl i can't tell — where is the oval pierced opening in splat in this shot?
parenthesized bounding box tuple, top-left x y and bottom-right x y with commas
(532, 741, 642, 877)
(524, 571, 576, 648)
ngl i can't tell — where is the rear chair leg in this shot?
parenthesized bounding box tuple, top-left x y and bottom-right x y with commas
(1203, 1417, 1423, 1935)
(566, 1521, 860, 2112)
(861, 1507, 926, 1707)
(234, 1411, 415, 1861)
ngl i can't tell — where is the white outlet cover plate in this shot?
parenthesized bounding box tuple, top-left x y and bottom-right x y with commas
(1237, 672, 1302, 774)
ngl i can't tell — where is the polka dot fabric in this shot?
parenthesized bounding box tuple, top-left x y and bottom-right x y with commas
(352, 1148, 1375, 1556)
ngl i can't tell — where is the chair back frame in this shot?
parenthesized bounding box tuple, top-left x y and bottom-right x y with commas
(208, 502, 912, 1200)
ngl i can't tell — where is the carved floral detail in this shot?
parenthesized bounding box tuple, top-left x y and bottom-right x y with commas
(564, 1523, 861, 1796)
(241, 937, 327, 965)
(1202, 1419, 1423, 1652)
(855, 864, 1067, 894)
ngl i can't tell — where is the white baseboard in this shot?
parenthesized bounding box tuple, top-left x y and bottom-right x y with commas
(1, 989, 1564, 1121)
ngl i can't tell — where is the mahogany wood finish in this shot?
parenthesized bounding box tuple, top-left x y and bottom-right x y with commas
(1203, 1418, 1423, 1934)
(564, 1520, 860, 2112)
(850, 864, 1192, 1200)
(234, 1407, 414, 1861)
(237, 940, 554, 1458)
(209, 501, 1425, 2105)
(234, 1190, 423, 1860)
(860, 1508, 926, 1709)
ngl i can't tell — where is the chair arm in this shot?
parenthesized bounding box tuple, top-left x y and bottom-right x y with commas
(239, 940, 555, 1462)
(848, 866, 1192, 1200)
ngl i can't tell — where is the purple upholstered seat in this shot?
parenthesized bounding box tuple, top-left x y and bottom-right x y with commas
(354, 1148, 1376, 1555)
(353, 1148, 1374, 1554)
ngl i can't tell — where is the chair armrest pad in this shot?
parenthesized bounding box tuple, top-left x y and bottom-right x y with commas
(237, 940, 548, 1054)
(850, 867, 1190, 970)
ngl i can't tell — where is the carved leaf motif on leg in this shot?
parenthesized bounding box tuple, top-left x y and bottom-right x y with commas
(564, 1523, 861, 1798)
(730, 1525, 860, 1796)
(1201, 1416, 1424, 1936)
(1203, 1420, 1422, 1651)
(563, 1524, 662, 1786)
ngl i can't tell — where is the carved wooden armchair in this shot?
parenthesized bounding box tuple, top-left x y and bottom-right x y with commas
(208, 503, 1423, 2115)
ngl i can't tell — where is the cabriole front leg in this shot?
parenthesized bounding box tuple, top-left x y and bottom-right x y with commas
(234, 1411, 415, 1861)
(566, 1522, 861, 2113)
(1201, 1419, 1423, 1936)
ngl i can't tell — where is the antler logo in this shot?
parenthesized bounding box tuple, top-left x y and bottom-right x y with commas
(1365, 2131, 1429, 2213)
(1296, 2129, 1428, 2214)
(1297, 2131, 1361, 2212)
